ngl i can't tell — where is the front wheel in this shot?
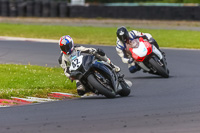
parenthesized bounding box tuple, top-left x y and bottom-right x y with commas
(149, 58, 169, 78)
(87, 74, 116, 98)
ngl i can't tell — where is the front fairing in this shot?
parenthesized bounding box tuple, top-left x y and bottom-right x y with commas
(132, 42, 148, 57)
(129, 38, 152, 62)
(69, 51, 95, 80)
(82, 55, 95, 71)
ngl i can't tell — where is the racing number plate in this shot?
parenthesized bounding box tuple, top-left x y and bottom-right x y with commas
(69, 55, 83, 71)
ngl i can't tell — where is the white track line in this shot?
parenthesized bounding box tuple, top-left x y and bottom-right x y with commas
(26, 97, 58, 102)
(0, 36, 199, 50)
(51, 92, 75, 96)
(0, 36, 58, 43)
(11, 97, 57, 103)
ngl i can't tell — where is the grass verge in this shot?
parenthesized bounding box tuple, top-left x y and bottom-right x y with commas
(0, 64, 76, 99)
(0, 23, 200, 49)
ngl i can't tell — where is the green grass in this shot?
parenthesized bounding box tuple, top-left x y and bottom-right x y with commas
(0, 64, 76, 99)
(140, 28, 200, 49)
(0, 23, 200, 49)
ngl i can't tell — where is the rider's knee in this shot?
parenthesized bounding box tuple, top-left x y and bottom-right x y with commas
(149, 38, 159, 49)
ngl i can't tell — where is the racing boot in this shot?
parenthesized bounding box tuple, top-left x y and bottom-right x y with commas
(76, 81, 86, 96)
(117, 73, 125, 82)
(149, 38, 166, 57)
(149, 38, 159, 49)
(161, 51, 166, 58)
(110, 62, 121, 72)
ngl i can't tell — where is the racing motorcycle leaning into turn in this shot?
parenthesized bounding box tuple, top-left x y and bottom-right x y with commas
(129, 37, 169, 78)
(69, 49, 131, 98)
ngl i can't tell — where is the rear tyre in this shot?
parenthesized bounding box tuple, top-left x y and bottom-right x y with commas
(118, 81, 131, 97)
(149, 58, 169, 78)
(87, 74, 116, 98)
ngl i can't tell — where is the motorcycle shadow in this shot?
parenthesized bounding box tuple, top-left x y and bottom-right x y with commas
(125, 75, 171, 80)
(79, 94, 133, 100)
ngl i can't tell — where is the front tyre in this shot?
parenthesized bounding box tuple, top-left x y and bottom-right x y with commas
(149, 58, 169, 78)
(87, 74, 116, 98)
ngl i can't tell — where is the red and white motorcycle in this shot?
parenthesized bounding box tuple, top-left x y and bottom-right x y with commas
(129, 37, 169, 78)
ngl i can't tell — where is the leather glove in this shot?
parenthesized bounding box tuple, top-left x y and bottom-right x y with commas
(89, 48, 97, 55)
(128, 58, 134, 64)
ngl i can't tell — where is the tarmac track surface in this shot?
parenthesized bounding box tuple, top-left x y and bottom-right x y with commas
(0, 40, 200, 133)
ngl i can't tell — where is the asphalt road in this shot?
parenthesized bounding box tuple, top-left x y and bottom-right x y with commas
(0, 40, 200, 133)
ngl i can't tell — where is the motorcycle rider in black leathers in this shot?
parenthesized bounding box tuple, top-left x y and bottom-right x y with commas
(58, 35, 120, 96)
(116, 26, 164, 74)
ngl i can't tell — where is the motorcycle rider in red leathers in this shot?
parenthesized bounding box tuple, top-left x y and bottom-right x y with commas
(116, 26, 164, 74)
(58, 35, 120, 96)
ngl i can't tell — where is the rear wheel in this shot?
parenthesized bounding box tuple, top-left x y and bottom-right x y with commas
(87, 74, 116, 98)
(149, 58, 169, 78)
(118, 81, 131, 97)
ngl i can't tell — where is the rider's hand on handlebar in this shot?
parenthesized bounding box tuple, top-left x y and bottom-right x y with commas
(128, 58, 134, 64)
(89, 48, 97, 55)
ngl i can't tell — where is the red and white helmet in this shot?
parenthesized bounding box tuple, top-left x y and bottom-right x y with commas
(59, 35, 74, 55)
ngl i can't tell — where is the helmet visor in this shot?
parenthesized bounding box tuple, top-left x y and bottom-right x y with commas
(118, 32, 130, 43)
(122, 36, 129, 43)
(60, 41, 73, 54)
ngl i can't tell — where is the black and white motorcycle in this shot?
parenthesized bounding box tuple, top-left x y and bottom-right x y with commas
(69, 50, 131, 98)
